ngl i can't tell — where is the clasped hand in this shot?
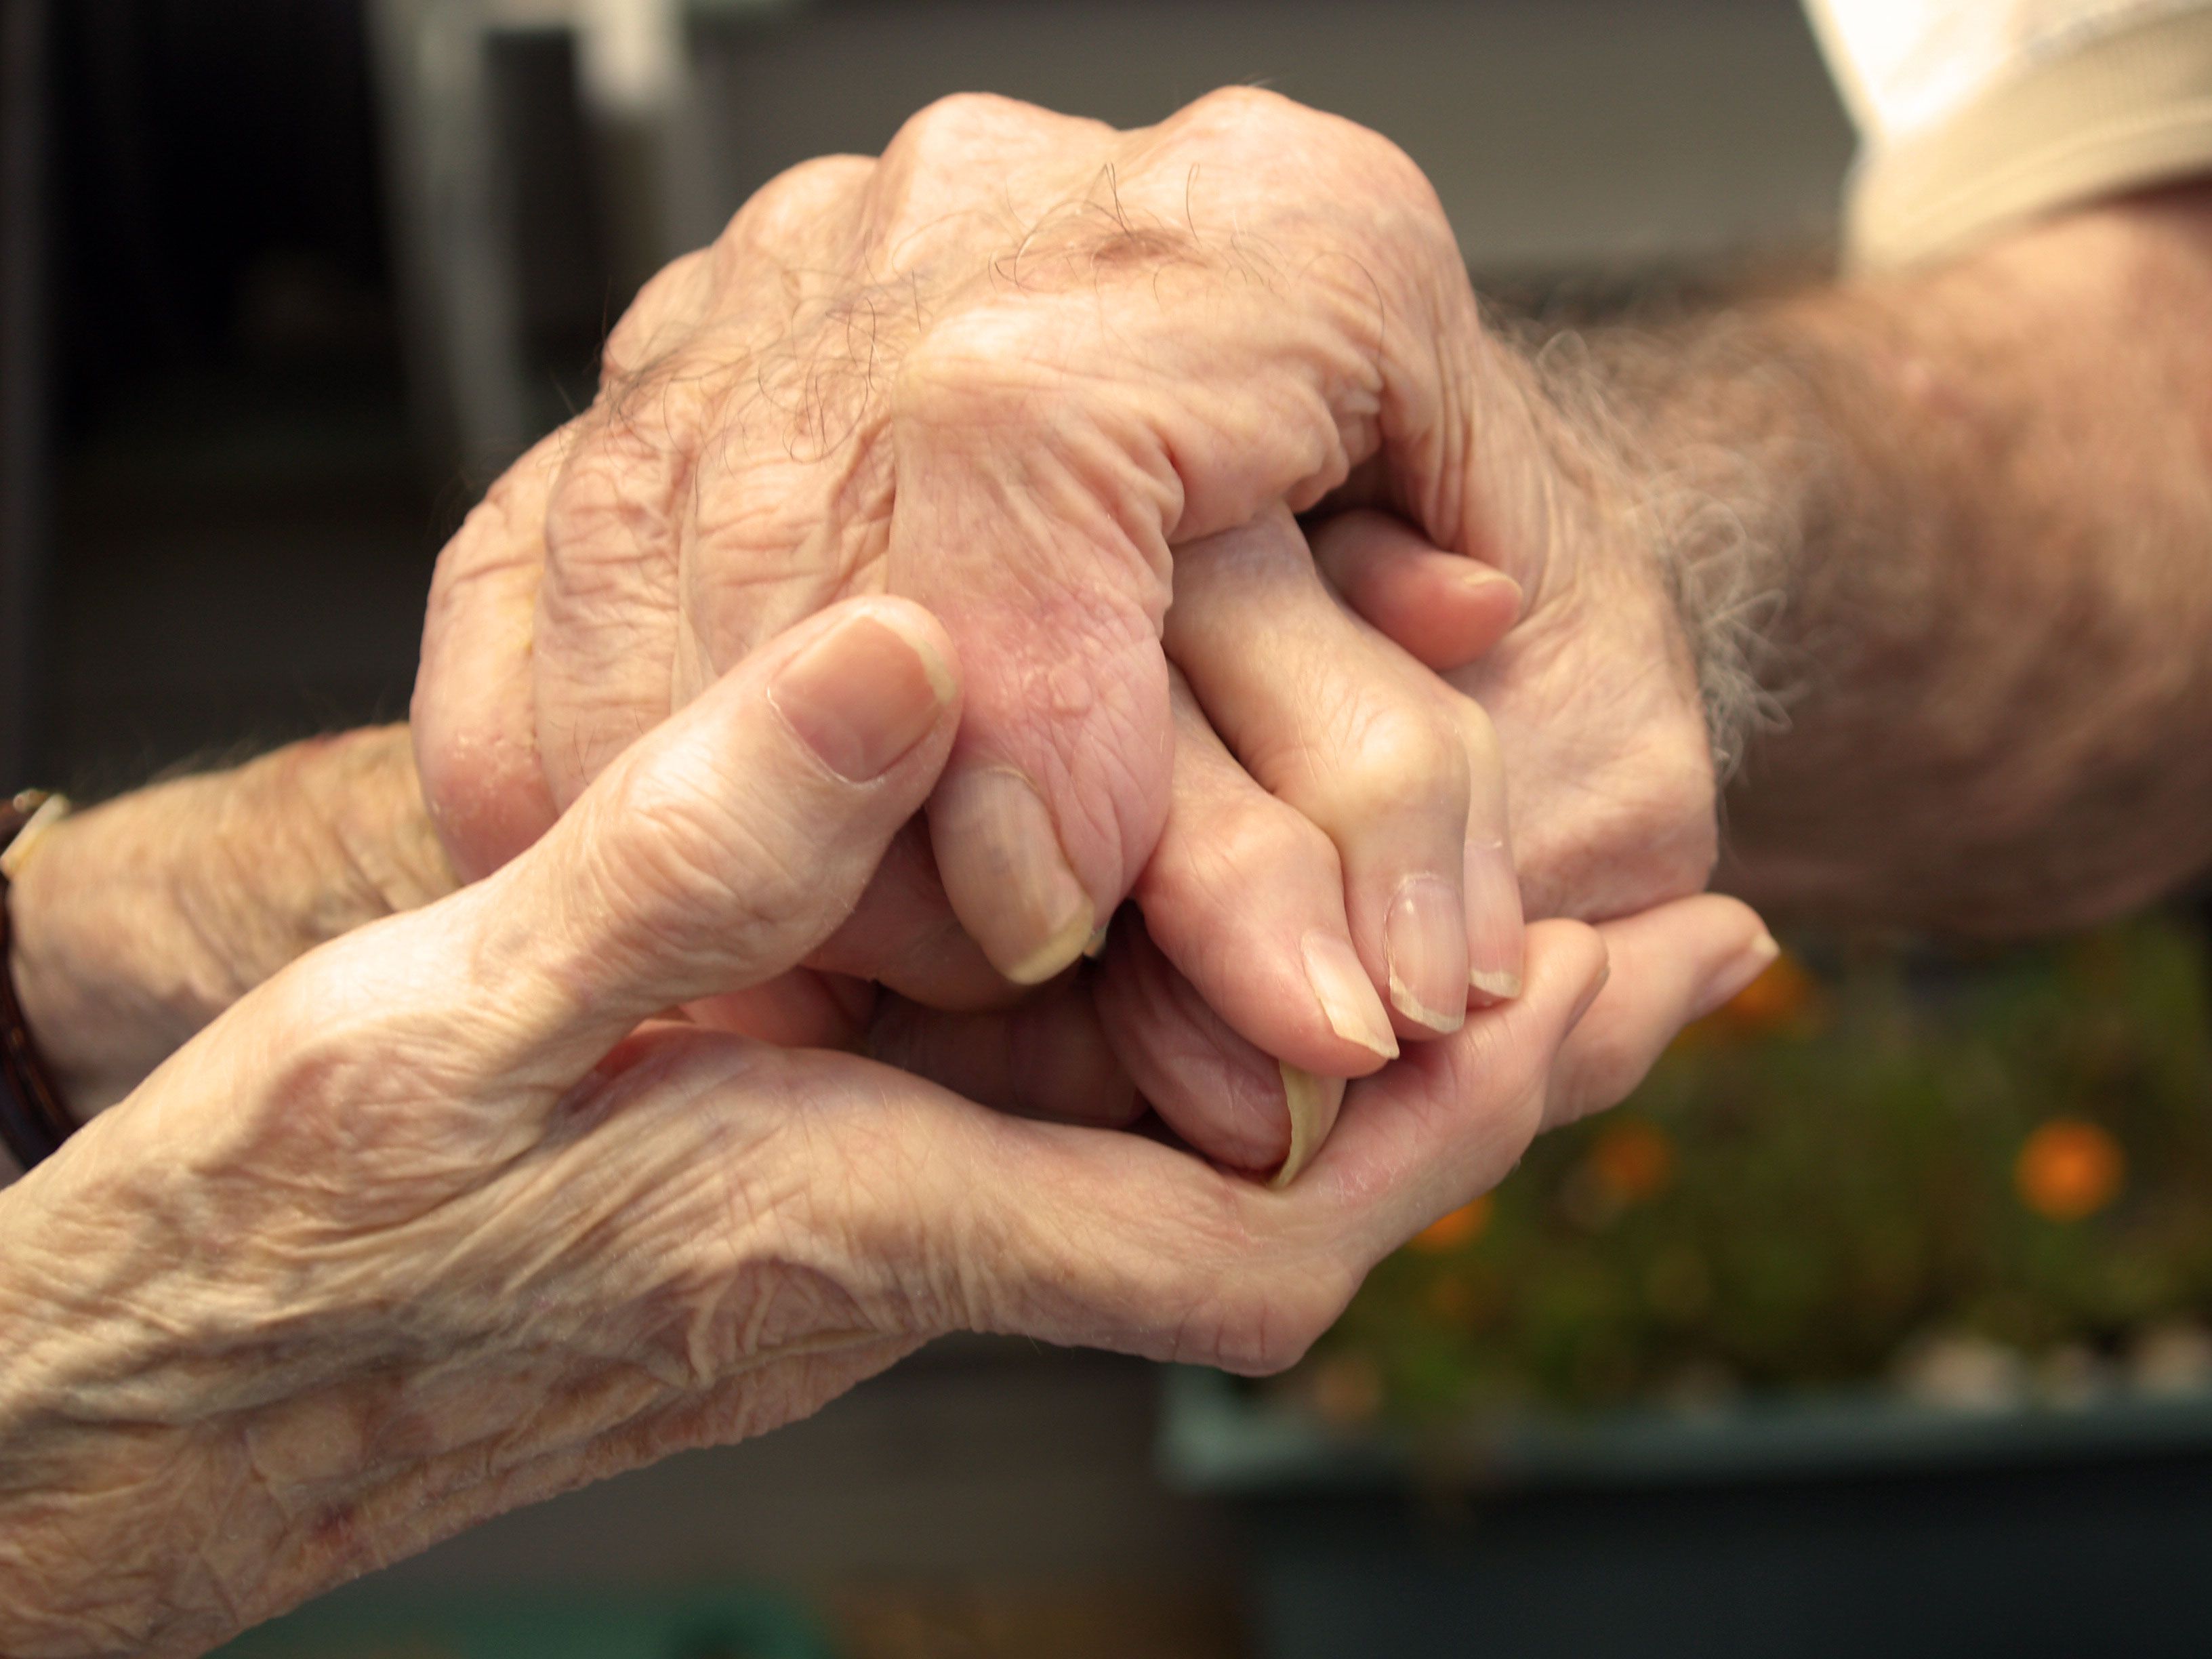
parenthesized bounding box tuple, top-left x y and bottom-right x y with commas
(415, 87, 1721, 1174)
(4, 85, 1772, 1658)
(4, 599, 1757, 1654)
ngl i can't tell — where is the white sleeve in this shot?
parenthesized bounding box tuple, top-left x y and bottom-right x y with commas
(1803, 0, 2212, 266)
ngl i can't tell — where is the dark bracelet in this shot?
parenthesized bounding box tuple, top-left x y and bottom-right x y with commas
(1, 792, 76, 1173)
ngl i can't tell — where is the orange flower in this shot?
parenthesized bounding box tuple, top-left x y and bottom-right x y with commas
(1704, 949, 1819, 1036)
(1590, 1120, 1676, 1204)
(2015, 1119, 2125, 1221)
(1408, 1195, 1494, 1253)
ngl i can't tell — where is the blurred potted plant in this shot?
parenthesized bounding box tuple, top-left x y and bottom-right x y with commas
(1163, 914, 2212, 1656)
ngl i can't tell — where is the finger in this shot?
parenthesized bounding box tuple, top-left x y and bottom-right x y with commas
(888, 93, 1493, 989)
(1547, 896, 1774, 1130)
(909, 532, 1164, 989)
(1304, 902, 1773, 1261)
(1311, 511, 1526, 1000)
(866, 981, 1140, 1130)
(1312, 510, 1521, 672)
(806, 821, 1023, 1014)
(412, 429, 568, 879)
(1134, 670, 1398, 1076)
(1166, 504, 1479, 1040)
(532, 160, 882, 815)
(477, 596, 962, 1078)
(1299, 918, 1613, 1263)
(600, 247, 712, 386)
(825, 920, 1613, 1376)
(1092, 911, 1345, 1180)
(1444, 695, 1527, 1006)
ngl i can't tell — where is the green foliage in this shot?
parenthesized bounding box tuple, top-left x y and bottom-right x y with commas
(1313, 916, 2212, 1422)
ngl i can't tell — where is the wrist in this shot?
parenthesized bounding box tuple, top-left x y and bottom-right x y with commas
(8, 726, 459, 1115)
(1519, 314, 1807, 783)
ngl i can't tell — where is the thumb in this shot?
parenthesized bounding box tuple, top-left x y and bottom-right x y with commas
(474, 597, 962, 1078)
(1547, 895, 1774, 1130)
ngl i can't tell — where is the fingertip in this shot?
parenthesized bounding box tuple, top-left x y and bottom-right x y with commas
(930, 764, 1098, 985)
(1311, 510, 1521, 672)
(852, 595, 963, 708)
(766, 599, 962, 785)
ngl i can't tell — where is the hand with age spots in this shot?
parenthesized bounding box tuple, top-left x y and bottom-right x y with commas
(0, 599, 1767, 1656)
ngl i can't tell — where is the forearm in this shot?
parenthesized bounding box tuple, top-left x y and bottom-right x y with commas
(5, 725, 456, 1132)
(1564, 188, 2212, 933)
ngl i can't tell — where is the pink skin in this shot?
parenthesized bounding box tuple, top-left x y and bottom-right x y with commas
(864, 511, 1541, 1172)
(413, 90, 1717, 1158)
(628, 508, 1531, 1179)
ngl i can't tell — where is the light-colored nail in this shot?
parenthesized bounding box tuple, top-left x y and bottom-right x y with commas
(1384, 874, 1468, 1033)
(1465, 839, 1525, 1004)
(767, 611, 956, 783)
(1689, 932, 1782, 1022)
(1457, 565, 1523, 617)
(931, 767, 1095, 985)
(1083, 920, 1111, 959)
(1270, 1064, 1347, 1190)
(1301, 929, 1399, 1061)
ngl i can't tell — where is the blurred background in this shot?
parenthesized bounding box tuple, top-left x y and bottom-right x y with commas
(5, 3, 2211, 1656)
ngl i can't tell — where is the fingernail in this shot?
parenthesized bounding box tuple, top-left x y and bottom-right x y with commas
(1458, 565, 1523, 617)
(1464, 840, 1525, 1004)
(1690, 932, 1782, 1023)
(1385, 874, 1468, 1033)
(1301, 929, 1399, 1061)
(769, 610, 955, 782)
(1083, 920, 1111, 959)
(1270, 1063, 1347, 1190)
(932, 767, 1094, 985)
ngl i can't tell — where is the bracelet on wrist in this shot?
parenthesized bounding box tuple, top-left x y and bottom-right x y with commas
(1, 792, 77, 1173)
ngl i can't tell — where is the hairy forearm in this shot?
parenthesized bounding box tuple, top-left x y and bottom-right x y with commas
(1563, 188, 2212, 933)
(6, 725, 457, 1129)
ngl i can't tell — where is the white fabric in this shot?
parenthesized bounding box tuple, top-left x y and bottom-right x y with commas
(1805, 0, 2209, 139)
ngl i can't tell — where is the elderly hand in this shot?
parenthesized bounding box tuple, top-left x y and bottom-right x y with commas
(413, 87, 1715, 1031)
(3, 726, 456, 1132)
(1, 597, 1766, 1658)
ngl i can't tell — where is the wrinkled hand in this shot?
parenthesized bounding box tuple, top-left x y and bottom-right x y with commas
(3, 727, 457, 1125)
(3, 598, 1765, 1658)
(414, 87, 1717, 1010)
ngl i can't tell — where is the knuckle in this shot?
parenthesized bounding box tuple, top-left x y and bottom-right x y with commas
(883, 91, 1051, 172)
(1172, 88, 1437, 216)
(1324, 701, 1469, 823)
(1158, 794, 1343, 920)
(733, 153, 874, 231)
(718, 155, 874, 271)
(602, 249, 710, 385)
(1179, 84, 1308, 138)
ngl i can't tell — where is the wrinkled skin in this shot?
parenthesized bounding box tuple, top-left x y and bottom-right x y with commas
(2, 600, 1765, 1657)
(413, 87, 1717, 1010)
